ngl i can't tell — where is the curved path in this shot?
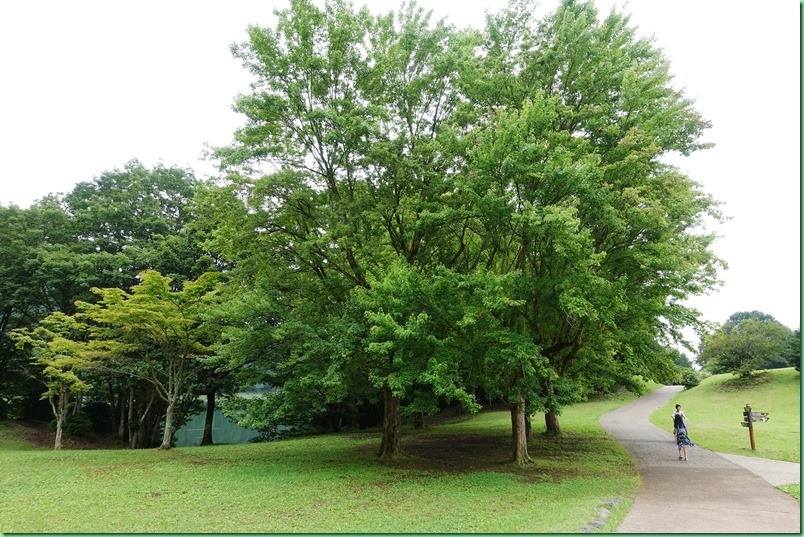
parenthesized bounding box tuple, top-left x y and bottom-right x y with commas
(599, 385, 800, 533)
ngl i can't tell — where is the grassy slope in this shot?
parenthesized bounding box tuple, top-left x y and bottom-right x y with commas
(0, 421, 47, 451)
(0, 387, 649, 533)
(648, 368, 801, 463)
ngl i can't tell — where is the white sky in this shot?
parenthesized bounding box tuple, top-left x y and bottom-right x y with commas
(0, 0, 800, 333)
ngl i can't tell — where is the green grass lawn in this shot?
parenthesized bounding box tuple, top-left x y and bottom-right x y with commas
(2, 372, 797, 533)
(0, 389, 645, 533)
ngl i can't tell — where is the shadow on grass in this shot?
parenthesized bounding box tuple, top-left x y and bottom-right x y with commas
(720, 371, 773, 390)
(355, 410, 627, 486)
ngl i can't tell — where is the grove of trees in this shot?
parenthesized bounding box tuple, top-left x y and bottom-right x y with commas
(3, 161, 221, 448)
(2, 0, 734, 463)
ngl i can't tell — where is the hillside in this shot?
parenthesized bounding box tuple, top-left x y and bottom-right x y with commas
(649, 368, 800, 462)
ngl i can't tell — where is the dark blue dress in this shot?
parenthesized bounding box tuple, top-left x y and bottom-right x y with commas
(676, 426, 694, 447)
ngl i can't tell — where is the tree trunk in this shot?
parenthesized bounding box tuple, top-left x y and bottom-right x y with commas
(53, 386, 68, 451)
(160, 399, 175, 450)
(510, 393, 532, 466)
(545, 410, 561, 435)
(129, 390, 158, 449)
(330, 411, 342, 433)
(72, 393, 83, 416)
(146, 400, 166, 448)
(200, 389, 215, 446)
(413, 412, 426, 429)
(127, 387, 136, 447)
(54, 412, 64, 450)
(117, 389, 128, 442)
(378, 385, 403, 459)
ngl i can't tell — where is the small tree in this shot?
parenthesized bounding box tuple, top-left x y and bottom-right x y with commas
(78, 270, 224, 449)
(11, 313, 92, 450)
(354, 263, 481, 458)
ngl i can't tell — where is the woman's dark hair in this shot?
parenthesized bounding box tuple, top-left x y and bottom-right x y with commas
(674, 413, 685, 429)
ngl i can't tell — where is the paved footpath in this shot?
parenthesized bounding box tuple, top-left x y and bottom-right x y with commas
(599, 385, 800, 533)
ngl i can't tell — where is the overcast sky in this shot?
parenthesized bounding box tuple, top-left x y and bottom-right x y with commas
(0, 0, 799, 334)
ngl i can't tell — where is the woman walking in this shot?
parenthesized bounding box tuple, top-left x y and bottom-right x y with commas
(674, 411, 694, 460)
(671, 403, 688, 441)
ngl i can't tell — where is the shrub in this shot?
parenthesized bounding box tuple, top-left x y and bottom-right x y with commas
(679, 368, 700, 389)
(49, 414, 93, 437)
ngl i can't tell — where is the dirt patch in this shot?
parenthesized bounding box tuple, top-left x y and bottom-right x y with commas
(398, 433, 513, 472)
(349, 406, 511, 472)
(359, 429, 605, 485)
(6, 420, 53, 447)
(355, 407, 608, 483)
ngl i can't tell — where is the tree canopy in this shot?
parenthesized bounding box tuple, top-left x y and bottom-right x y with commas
(0, 162, 222, 448)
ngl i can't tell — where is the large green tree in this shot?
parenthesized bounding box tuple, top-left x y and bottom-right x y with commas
(207, 0, 721, 466)
(0, 199, 88, 420)
(447, 0, 722, 463)
(209, 0, 478, 458)
(710, 311, 791, 371)
(63, 160, 212, 284)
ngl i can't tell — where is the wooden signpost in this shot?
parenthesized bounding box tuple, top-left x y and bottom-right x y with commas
(742, 404, 769, 450)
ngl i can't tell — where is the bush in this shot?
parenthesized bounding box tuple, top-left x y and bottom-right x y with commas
(679, 369, 700, 390)
(49, 414, 93, 437)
